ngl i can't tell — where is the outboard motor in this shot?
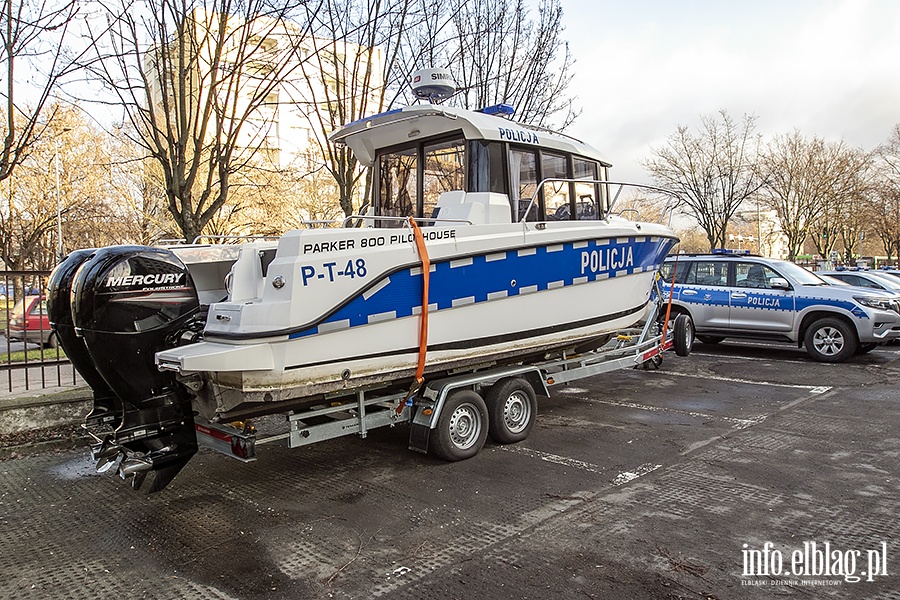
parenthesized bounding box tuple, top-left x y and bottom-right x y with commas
(47, 249, 122, 429)
(71, 246, 203, 492)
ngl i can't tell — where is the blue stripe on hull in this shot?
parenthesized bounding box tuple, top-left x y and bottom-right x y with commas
(290, 237, 675, 339)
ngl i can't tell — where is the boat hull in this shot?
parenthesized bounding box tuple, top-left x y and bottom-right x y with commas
(156, 221, 677, 419)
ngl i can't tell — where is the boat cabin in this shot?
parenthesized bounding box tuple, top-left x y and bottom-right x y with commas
(331, 104, 613, 225)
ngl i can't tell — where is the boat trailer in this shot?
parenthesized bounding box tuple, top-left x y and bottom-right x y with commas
(191, 283, 693, 472)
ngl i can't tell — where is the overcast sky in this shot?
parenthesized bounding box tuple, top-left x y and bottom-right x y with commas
(560, 0, 900, 184)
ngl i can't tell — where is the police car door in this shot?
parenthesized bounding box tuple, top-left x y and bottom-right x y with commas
(729, 262, 795, 332)
(679, 260, 731, 328)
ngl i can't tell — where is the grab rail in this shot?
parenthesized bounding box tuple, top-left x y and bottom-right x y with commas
(518, 179, 680, 226)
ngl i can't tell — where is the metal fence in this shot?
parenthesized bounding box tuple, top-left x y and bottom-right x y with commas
(1, 269, 83, 395)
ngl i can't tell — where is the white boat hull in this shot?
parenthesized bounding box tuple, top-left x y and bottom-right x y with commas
(157, 219, 676, 418)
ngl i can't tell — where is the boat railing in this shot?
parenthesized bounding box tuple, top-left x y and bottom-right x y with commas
(189, 234, 284, 245)
(340, 215, 474, 228)
(519, 179, 680, 227)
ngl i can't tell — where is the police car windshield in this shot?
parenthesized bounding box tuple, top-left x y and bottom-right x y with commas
(777, 261, 827, 286)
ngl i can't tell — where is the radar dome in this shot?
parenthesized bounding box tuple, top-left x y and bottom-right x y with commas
(411, 68, 456, 102)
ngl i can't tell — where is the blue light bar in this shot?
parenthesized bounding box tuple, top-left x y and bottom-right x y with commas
(480, 104, 516, 116)
(711, 248, 750, 255)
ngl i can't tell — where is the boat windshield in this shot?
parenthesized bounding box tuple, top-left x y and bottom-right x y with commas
(374, 134, 608, 224)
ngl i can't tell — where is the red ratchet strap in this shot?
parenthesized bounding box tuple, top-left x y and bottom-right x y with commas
(403, 216, 431, 410)
(660, 252, 679, 343)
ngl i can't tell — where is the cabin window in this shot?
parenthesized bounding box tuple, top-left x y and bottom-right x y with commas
(542, 152, 569, 220)
(379, 147, 417, 220)
(573, 158, 601, 220)
(375, 135, 465, 222)
(423, 138, 466, 218)
(468, 141, 506, 195)
(510, 148, 539, 221)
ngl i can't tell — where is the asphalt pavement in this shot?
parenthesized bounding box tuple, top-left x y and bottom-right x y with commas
(1, 340, 899, 599)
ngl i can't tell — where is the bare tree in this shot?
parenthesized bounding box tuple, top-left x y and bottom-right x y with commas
(292, 0, 580, 217)
(871, 124, 900, 264)
(83, 0, 314, 242)
(759, 132, 871, 261)
(644, 111, 763, 251)
(0, 0, 79, 183)
(806, 198, 843, 261)
(427, 0, 577, 129)
(286, 0, 454, 217)
(0, 104, 117, 270)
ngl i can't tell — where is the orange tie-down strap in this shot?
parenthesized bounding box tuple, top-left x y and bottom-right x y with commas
(402, 216, 431, 411)
(660, 252, 679, 343)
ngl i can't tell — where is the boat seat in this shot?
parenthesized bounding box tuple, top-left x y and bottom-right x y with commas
(433, 191, 512, 226)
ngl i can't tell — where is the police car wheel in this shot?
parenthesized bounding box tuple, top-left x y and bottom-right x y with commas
(804, 317, 857, 363)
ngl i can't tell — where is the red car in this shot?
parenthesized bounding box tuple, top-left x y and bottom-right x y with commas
(6, 295, 57, 348)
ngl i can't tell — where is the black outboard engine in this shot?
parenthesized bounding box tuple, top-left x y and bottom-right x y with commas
(70, 246, 203, 492)
(47, 249, 122, 429)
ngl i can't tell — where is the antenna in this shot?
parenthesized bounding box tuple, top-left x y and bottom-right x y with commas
(410, 68, 456, 104)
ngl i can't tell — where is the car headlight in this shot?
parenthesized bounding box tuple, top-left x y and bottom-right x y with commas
(854, 295, 893, 311)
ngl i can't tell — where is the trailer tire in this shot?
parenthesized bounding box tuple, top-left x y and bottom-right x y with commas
(429, 390, 488, 461)
(486, 378, 537, 444)
(673, 313, 694, 357)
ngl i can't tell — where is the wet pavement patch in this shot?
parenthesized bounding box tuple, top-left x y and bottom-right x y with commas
(1, 342, 899, 598)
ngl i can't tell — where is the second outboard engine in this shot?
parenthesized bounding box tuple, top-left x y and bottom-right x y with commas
(47, 249, 122, 429)
(71, 245, 203, 492)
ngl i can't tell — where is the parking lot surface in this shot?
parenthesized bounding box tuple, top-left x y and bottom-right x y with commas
(1, 341, 899, 599)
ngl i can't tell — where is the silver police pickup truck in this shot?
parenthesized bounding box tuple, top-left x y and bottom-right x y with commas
(660, 252, 900, 362)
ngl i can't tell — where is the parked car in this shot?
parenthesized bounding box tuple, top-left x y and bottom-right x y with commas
(660, 253, 900, 362)
(6, 295, 56, 348)
(820, 270, 900, 295)
(871, 268, 900, 285)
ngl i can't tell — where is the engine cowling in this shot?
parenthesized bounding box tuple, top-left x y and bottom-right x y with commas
(47, 249, 122, 427)
(70, 245, 203, 492)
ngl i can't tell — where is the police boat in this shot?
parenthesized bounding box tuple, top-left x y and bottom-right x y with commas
(47, 70, 678, 491)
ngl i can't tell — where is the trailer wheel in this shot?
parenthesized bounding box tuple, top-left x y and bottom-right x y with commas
(486, 378, 537, 444)
(429, 390, 488, 461)
(673, 313, 694, 357)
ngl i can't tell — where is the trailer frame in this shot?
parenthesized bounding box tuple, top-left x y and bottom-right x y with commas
(194, 280, 692, 463)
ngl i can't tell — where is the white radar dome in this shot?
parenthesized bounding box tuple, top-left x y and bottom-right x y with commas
(411, 68, 456, 102)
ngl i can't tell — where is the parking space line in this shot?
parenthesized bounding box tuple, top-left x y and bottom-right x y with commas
(651, 369, 833, 392)
(498, 445, 601, 473)
(583, 397, 767, 428)
(690, 347, 817, 364)
(498, 446, 665, 488)
(612, 463, 662, 486)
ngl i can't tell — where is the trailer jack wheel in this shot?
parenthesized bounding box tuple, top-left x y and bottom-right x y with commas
(429, 390, 488, 461)
(641, 353, 663, 370)
(673, 313, 694, 357)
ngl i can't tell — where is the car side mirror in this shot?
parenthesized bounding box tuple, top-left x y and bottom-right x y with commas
(770, 277, 791, 290)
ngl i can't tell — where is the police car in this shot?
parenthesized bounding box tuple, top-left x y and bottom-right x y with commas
(660, 252, 900, 362)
